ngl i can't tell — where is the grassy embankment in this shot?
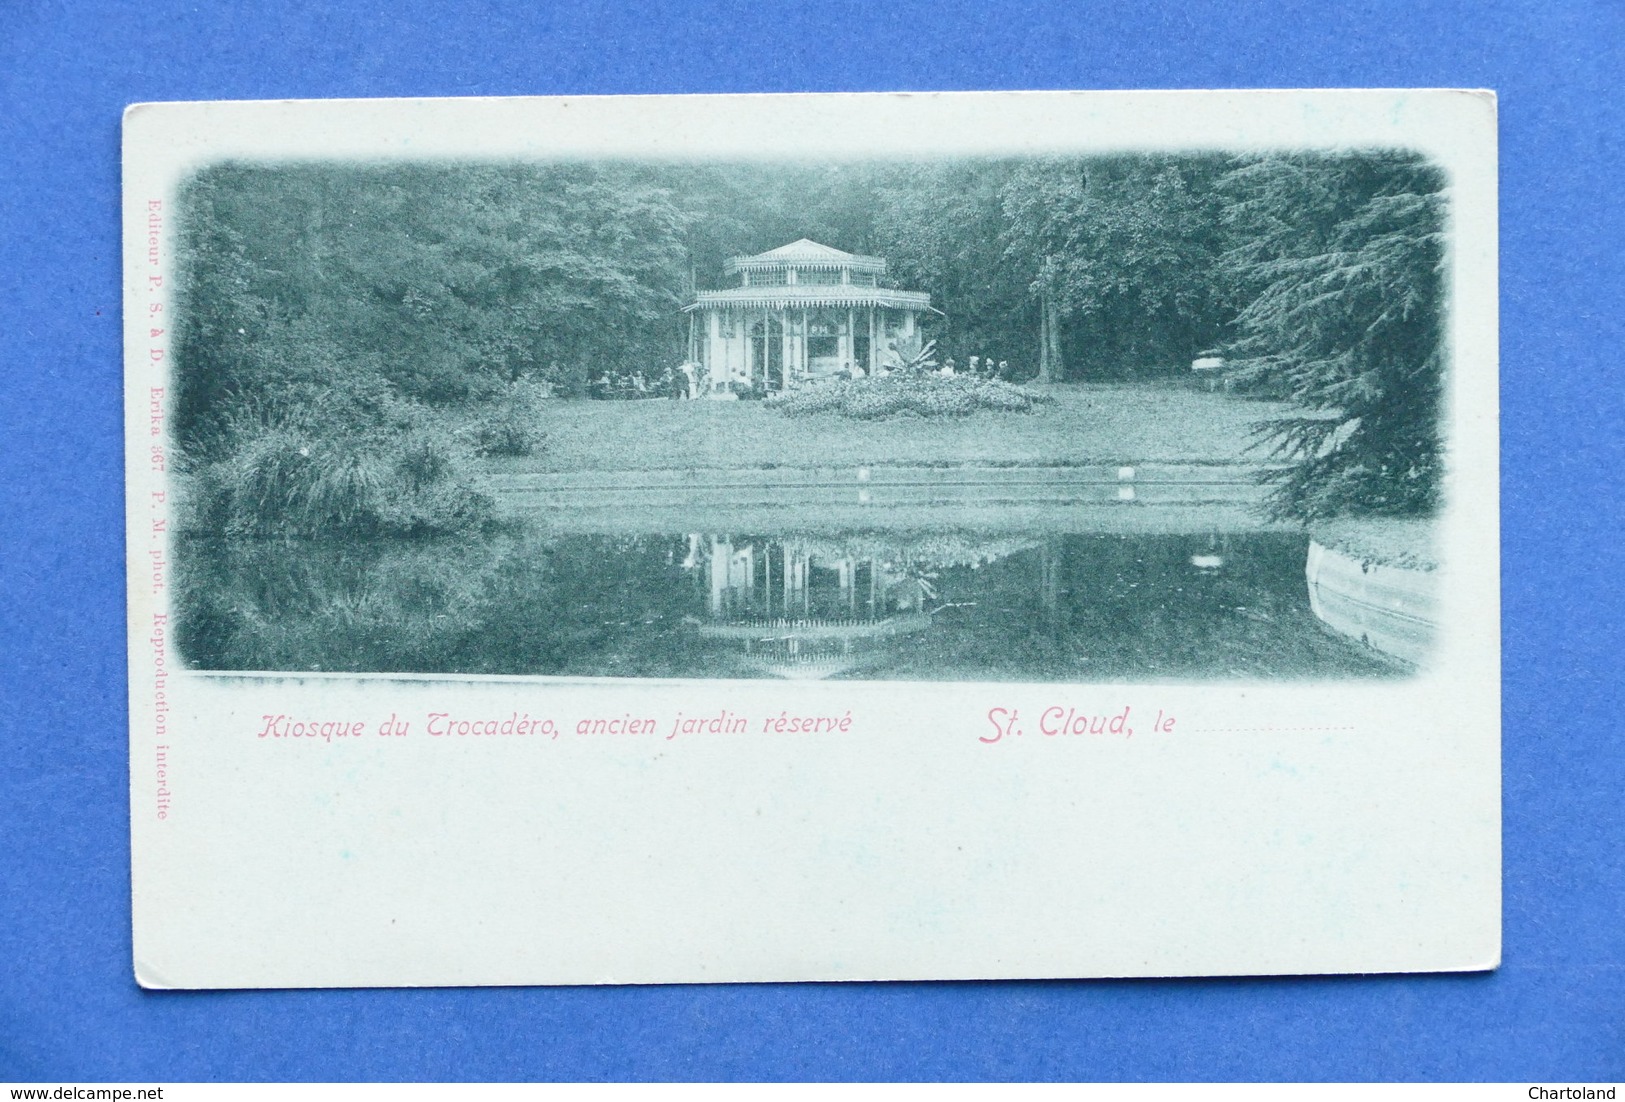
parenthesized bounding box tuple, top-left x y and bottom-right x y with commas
(489, 382, 1291, 475)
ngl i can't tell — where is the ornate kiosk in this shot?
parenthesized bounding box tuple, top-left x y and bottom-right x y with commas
(683, 239, 934, 393)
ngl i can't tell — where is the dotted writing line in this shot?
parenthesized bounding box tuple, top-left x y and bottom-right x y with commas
(1190, 726, 1357, 733)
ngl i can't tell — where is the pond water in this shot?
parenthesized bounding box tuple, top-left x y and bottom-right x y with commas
(176, 525, 1399, 681)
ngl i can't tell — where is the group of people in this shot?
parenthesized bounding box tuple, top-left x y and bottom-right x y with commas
(590, 365, 681, 400)
(937, 355, 1011, 378)
(591, 351, 1018, 401)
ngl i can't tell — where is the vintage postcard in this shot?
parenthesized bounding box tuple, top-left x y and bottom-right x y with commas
(124, 90, 1499, 988)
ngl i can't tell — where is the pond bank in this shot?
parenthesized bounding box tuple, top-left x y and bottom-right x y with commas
(485, 461, 1286, 535)
(1306, 540, 1437, 668)
(1302, 515, 1438, 668)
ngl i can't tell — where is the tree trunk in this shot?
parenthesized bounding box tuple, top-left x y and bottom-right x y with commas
(1038, 292, 1064, 384)
(1048, 297, 1064, 382)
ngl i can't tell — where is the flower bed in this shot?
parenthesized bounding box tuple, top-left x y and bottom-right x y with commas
(764, 373, 1054, 420)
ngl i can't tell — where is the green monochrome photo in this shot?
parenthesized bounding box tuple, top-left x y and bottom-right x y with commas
(165, 124, 1449, 682)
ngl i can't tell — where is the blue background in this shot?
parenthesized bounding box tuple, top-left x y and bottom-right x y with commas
(1, 0, 1620, 1082)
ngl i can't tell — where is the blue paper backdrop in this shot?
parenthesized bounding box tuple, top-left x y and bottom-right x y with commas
(1, 0, 1620, 1083)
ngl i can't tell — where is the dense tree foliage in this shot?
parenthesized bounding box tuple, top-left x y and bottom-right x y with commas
(175, 162, 692, 446)
(866, 161, 1036, 370)
(1217, 152, 1447, 517)
(1000, 155, 1236, 378)
(174, 150, 1447, 523)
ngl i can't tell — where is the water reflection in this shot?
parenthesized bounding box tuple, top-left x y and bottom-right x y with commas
(681, 534, 1036, 679)
(176, 528, 1400, 681)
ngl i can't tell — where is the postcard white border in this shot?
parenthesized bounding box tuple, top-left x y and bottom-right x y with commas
(124, 90, 1499, 988)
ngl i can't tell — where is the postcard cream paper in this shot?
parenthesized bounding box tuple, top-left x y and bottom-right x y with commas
(124, 90, 1498, 988)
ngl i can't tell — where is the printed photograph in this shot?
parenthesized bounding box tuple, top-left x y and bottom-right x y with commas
(168, 150, 1446, 681)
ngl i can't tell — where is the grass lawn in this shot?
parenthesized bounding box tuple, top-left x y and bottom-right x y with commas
(492, 382, 1293, 475)
(1309, 515, 1437, 570)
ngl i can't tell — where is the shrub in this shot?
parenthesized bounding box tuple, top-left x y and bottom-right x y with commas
(178, 390, 494, 538)
(466, 376, 549, 457)
(764, 373, 1053, 420)
(468, 416, 536, 458)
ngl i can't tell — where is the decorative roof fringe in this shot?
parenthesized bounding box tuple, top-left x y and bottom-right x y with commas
(685, 288, 933, 312)
(726, 257, 888, 274)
